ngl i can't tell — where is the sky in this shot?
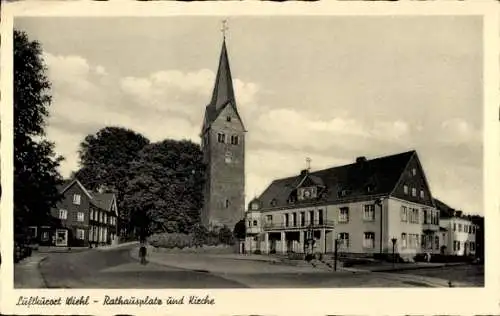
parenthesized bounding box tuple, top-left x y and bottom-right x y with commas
(15, 16, 484, 215)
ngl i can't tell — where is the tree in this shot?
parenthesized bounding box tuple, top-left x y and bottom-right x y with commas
(233, 219, 246, 240)
(122, 139, 205, 236)
(73, 126, 150, 236)
(14, 29, 64, 233)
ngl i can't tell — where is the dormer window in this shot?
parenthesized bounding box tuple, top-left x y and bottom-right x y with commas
(366, 184, 374, 193)
(251, 201, 259, 210)
(270, 199, 277, 207)
(298, 186, 317, 201)
(339, 189, 349, 198)
(226, 116, 231, 122)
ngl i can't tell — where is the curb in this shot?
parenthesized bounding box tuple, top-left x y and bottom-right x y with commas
(37, 255, 49, 288)
(367, 262, 470, 273)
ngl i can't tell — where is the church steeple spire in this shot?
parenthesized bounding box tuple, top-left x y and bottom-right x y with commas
(210, 36, 236, 111)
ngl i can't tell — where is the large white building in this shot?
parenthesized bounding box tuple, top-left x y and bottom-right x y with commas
(244, 150, 443, 259)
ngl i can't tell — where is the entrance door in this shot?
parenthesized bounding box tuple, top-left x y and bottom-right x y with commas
(55, 229, 68, 247)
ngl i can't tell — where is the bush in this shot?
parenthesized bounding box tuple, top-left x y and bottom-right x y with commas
(149, 233, 194, 249)
(254, 249, 262, 255)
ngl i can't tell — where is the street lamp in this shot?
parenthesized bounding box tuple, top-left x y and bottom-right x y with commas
(391, 237, 397, 268)
(306, 224, 314, 255)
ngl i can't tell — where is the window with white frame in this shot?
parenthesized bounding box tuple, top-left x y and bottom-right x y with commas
(90, 210, 93, 221)
(363, 204, 375, 221)
(89, 227, 94, 241)
(412, 168, 417, 176)
(420, 190, 425, 199)
(76, 229, 85, 240)
(59, 209, 68, 220)
(338, 233, 349, 248)
(363, 232, 375, 249)
(217, 133, 226, 143)
(231, 135, 239, 145)
(401, 233, 407, 248)
(400, 206, 407, 222)
(458, 224, 462, 232)
(77, 212, 84, 222)
(453, 223, 456, 231)
(73, 194, 81, 205)
(411, 187, 417, 197)
(403, 185, 408, 195)
(41, 231, 49, 241)
(339, 207, 349, 223)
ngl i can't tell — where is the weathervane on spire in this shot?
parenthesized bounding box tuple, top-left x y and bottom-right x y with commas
(306, 157, 312, 171)
(221, 19, 229, 40)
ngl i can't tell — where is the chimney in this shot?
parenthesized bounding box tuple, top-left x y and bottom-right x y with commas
(356, 156, 367, 164)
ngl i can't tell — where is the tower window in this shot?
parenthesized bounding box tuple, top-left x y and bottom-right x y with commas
(231, 135, 239, 145)
(226, 116, 231, 122)
(217, 133, 225, 143)
(225, 199, 230, 208)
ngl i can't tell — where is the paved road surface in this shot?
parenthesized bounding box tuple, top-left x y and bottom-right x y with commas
(39, 247, 246, 288)
(37, 246, 453, 288)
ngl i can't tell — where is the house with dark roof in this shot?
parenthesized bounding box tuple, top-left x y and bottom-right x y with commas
(29, 179, 119, 247)
(434, 198, 480, 257)
(245, 150, 442, 258)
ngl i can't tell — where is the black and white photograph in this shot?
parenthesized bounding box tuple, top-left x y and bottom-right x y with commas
(1, 2, 499, 315)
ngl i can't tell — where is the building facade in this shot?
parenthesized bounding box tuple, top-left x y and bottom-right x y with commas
(200, 38, 246, 230)
(29, 179, 119, 247)
(435, 199, 478, 256)
(245, 151, 443, 259)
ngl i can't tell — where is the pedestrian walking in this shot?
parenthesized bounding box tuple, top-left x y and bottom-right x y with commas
(139, 242, 147, 265)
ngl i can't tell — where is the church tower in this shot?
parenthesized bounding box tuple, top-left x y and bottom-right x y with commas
(200, 26, 246, 230)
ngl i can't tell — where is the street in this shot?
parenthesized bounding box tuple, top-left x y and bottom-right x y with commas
(37, 246, 245, 288)
(12, 245, 481, 288)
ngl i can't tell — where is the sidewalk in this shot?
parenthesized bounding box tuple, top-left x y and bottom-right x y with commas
(14, 253, 47, 288)
(95, 241, 139, 252)
(345, 261, 468, 273)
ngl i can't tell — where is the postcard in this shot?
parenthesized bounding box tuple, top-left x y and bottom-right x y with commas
(1, 1, 499, 315)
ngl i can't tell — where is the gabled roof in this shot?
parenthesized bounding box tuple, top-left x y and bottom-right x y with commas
(90, 192, 115, 212)
(59, 178, 93, 200)
(202, 39, 246, 133)
(433, 198, 455, 218)
(58, 178, 117, 213)
(256, 150, 416, 209)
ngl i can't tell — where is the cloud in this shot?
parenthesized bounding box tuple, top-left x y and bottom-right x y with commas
(44, 52, 260, 179)
(43, 52, 482, 214)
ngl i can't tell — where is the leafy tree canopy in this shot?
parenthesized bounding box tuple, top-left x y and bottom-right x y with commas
(14, 29, 64, 232)
(73, 126, 150, 235)
(122, 139, 205, 235)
